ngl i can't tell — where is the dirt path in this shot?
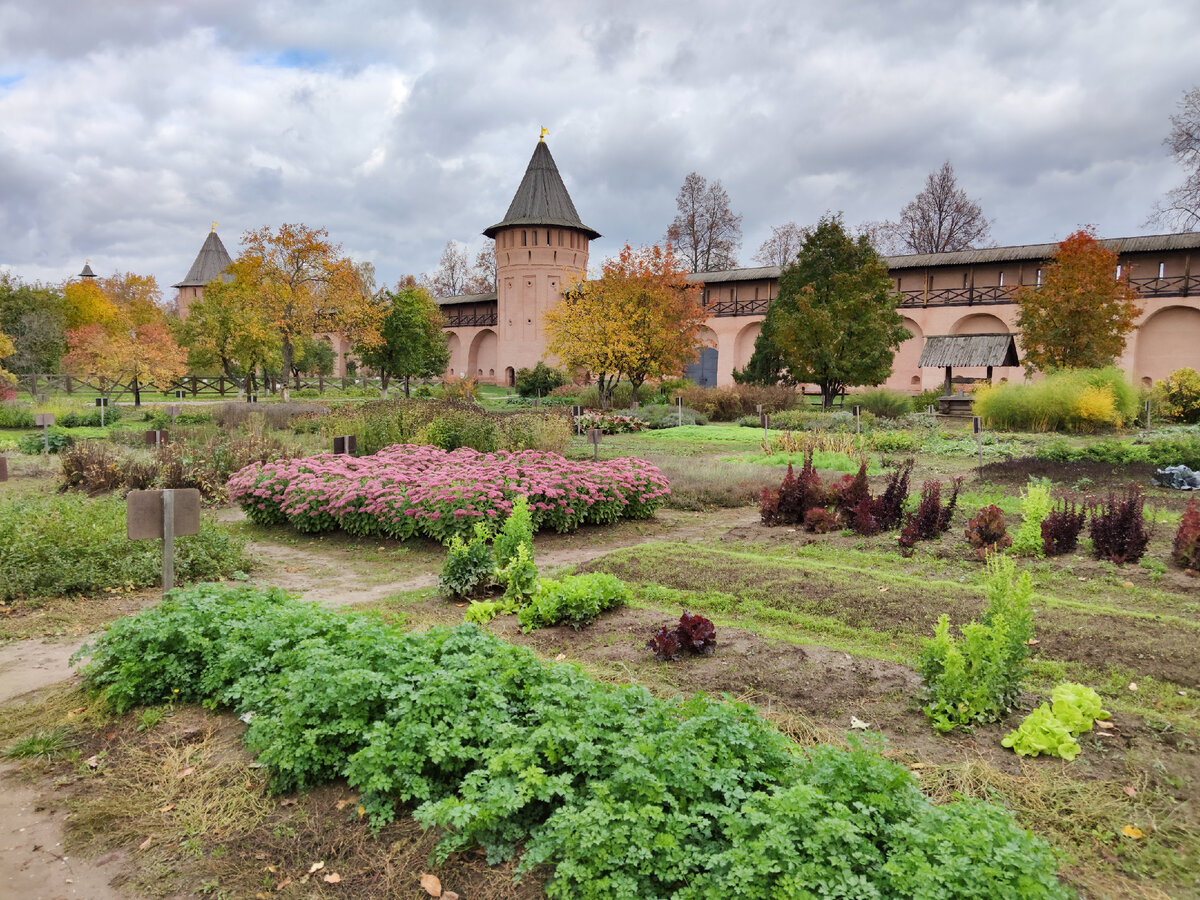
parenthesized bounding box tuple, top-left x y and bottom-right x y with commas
(0, 640, 85, 705)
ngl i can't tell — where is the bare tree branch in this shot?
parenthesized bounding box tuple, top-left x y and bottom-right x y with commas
(881, 161, 993, 254)
(753, 221, 806, 267)
(1149, 86, 1200, 232)
(665, 172, 742, 272)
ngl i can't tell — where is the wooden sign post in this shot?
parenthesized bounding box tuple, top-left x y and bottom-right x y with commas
(333, 435, 357, 455)
(127, 489, 201, 596)
(34, 413, 54, 453)
(973, 416, 984, 479)
(572, 405, 584, 436)
(95, 396, 108, 427)
(165, 403, 181, 424)
(1145, 399, 1152, 429)
(0, 456, 7, 482)
(674, 395, 683, 428)
(853, 405, 862, 434)
(588, 427, 602, 461)
(761, 411, 770, 441)
(175, 389, 187, 400)
(144, 429, 169, 448)
(245, 393, 258, 403)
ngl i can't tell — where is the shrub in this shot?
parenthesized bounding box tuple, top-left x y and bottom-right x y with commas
(575, 411, 646, 434)
(73, 584, 1070, 898)
(1089, 487, 1152, 565)
(515, 361, 571, 398)
(1011, 479, 1054, 556)
(803, 507, 838, 533)
(0, 494, 247, 601)
(917, 554, 1034, 732)
(965, 505, 1012, 559)
(58, 405, 123, 428)
(576, 381, 634, 410)
(760, 454, 827, 526)
(1172, 498, 1200, 570)
(442, 373, 480, 402)
(230, 445, 670, 542)
(856, 387, 912, 419)
(492, 495, 533, 569)
(0, 403, 36, 429)
(674, 384, 799, 421)
(497, 542, 539, 607)
(973, 367, 1139, 432)
(17, 426, 73, 454)
(647, 610, 717, 660)
(59, 440, 127, 494)
(1143, 433, 1200, 470)
(516, 572, 631, 631)
(871, 458, 913, 530)
(1042, 500, 1087, 557)
(497, 412, 571, 454)
(632, 404, 707, 429)
(1154, 367, 1200, 424)
(437, 527, 495, 600)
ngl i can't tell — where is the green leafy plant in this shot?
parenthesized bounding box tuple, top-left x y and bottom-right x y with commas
(73, 583, 1070, 899)
(463, 600, 500, 625)
(436, 526, 495, 600)
(17, 426, 73, 454)
(517, 573, 631, 631)
(492, 495, 533, 571)
(1002, 683, 1111, 760)
(497, 542, 539, 607)
(917, 554, 1034, 732)
(1011, 478, 1053, 556)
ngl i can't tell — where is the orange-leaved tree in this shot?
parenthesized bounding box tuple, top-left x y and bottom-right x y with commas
(63, 322, 188, 407)
(0, 330, 16, 400)
(1015, 228, 1143, 372)
(544, 244, 705, 404)
(233, 224, 379, 399)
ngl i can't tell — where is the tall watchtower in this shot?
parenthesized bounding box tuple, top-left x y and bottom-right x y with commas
(483, 137, 600, 382)
(173, 224, 233, 320)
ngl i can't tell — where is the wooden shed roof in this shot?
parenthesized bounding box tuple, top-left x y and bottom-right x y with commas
(918, 333, 1020, 368)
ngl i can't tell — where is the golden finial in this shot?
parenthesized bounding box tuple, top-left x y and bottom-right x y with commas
(85, 257, 90, 265)
(211, 221, 218, 232)
(539, 127, 548, 142)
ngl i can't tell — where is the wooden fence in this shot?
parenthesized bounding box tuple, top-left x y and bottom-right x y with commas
(15, 373, 391, 400)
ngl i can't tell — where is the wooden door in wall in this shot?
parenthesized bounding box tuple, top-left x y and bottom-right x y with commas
(685, 347, 718, 387)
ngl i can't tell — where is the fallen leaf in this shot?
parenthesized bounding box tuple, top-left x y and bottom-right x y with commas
(554, 653, 566, 661)
(909, 762, 928, 770)
(308, 861, 325, 874)
(420, 873, 442, 896)
(86, 755, 100, 769)
(1123, 786, 1138, 798)
(159, 803, 176, 813)
(878, 586, 888, 592)
(454, 603, 466, 608)
(275, 877, 292, 891)
(323, 873, 342, 884)
(443, 892, 460, 900)
(1095, 720, 1115, 730)
(1121, 825, 1144, 839)
(69, 706, 87, 716)
(279, 798, 298, 807)
(357, 805, 365, 818)
(1122, 580, 1134, 588)
(1128, 682, 1138, 692)
(138, 835, 153, 851)
(849, 716, 872, 730)
(176, 766, 196, 778)
(1027, 638, 1039, 645)
(335, 797, 358, 810)
(266, 865, 277, 873)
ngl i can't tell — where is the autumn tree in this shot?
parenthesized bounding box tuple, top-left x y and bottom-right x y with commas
(665, 172, 742, 272)
(0, 274, 68, 374)
(63, 321, 188, 406)
(176, 271, 278, 393)
(1150, 86, 1200, 231)
(742, 214, 909, 409)
(233, 224, 378, 400)
(880, 161, 992, 254)
(1015, 228, 1143, 372)
(545, 244, 705, 404)
(753, 221, 806, 267)
(0, 330, 16, 400)
(355, 284, 450, 398)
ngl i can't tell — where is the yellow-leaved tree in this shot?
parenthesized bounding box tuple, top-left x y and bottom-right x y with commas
(0, 330, 16, 400)
(232, 224, 380, 399)
(544, 243, 706, 405)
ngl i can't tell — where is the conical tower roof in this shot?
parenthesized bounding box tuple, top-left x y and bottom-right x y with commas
(173, 229, 233, 288)
(483, 141, 600, 240)
(78, 261, 95, 278)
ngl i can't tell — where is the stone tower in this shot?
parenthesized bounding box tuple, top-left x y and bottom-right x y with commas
(482, 139, 600, 385)
(173, 225, 233, 320)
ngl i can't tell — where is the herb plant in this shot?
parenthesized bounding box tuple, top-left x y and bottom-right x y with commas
(437, 526, 495, 600)
(1012, 479, 1054, 556)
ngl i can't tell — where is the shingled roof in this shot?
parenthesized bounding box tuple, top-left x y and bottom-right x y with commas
(918, 334, 1020, 369)
(483, 141, 600, 240)
(173, 230, 233, 288)
(78, 262, 96, 278)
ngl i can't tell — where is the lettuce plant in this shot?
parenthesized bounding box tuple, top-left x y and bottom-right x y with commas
(1002, 682, 1110, 759)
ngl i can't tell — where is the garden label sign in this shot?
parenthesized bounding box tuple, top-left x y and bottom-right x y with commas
(973, 416, 984, 477)
(95, 396, 108, 427)
(166, 404, 181, 424)
(127, 489, 201, 596)
(333, 435, 357, 455)
(0, 456, 7, 483)
(34, 413, 54, 453)
(572, 405, 584, 435)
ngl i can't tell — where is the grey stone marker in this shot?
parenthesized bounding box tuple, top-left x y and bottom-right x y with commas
(588, 427, 602, 461)
(127, 488, 202, 596)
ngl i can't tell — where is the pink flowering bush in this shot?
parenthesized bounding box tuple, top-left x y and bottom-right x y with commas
(576, 411, 646, 434)
(227, 444, 671, 542)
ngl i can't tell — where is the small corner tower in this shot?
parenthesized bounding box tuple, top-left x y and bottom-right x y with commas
(78, 259, 96, 279)
(481, 135, 599, 384)
(173, 223, 233, 320)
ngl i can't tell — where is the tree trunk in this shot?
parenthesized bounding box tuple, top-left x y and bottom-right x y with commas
(280, 336, 293, 402)
(404, 375, 411, 398)
(132, 374, 141, 407)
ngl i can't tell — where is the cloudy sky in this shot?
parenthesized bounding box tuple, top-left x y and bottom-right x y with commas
(1, 0, 1198, 296)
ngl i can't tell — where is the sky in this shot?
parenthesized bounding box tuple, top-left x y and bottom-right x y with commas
(1, 0, 1198, 298)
